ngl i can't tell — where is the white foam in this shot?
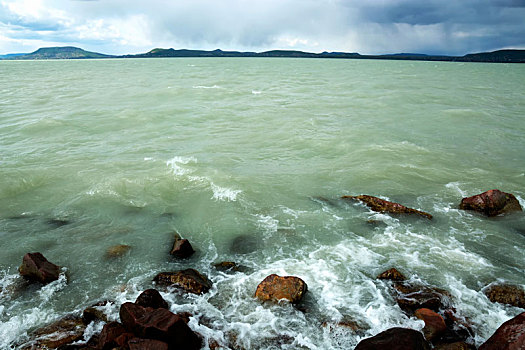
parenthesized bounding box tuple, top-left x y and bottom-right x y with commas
(211, 183, 241, 202)
(193, 85, 221, 89)
(37, 270, 68, 303)
(166, 156, 197, 176)
(446, 182, 468, 197)
(255, 214, 279, 233)
(251, 90, 262, 95)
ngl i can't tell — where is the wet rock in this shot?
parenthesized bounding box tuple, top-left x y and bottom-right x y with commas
(394, 282, 451, 313)
(322, 316, 366, 334)
(377, 268, 407, 281)
(119, 302, 201, 349)
(128, 337, 169, 350)
(484, 283, 525, 308)
(135, 289, 169, 309)
(20, 314, 86, 350)
(440, 308, 475, 344)
(105, 244, 131, 258)
(459, 189, 522, 217)
(415, 308, 447, 341)
(343, 195, 433, 219)
(82, 300, 113, 323)
(354, 327, 431, 350)
(97, 321, 128, 350)
(47, 218, 70, 228)
(170, 237, 195, 258)
(434, 342, 476, 350)
(254, 274, 308, 304)
(153, 269, 212, 294)
(230, 234, 260, 254)
(19, 252, 61, 284)
(213, 261, 248, 273)
(479, 312, 525, 350)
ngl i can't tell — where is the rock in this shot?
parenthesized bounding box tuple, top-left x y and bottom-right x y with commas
(459, 189, 522, 217)
(128, 337, 169, 350)
(97, 321, 128, 350)
(415, 308, 447, 341)
(434, 342, 476, 350)
(135, 289, 169, 309)
(440, 308, 474, 344)
(47, 218, 70, 228)
(355, 327, 431, 350)
(170, 237, 195, 258)
(394, 282, 451, 313)
(21, 314, 86, 349)
(119, 302, 201, 349)
(343, 195, 433, 219)
(213, 261, 248, 273)
(230, 234, 260, 254)
(254, 274, 308, 304)
(479, 312, 525, 350)
(18, 252, 61, 284)
(153, 269, 212, 294)
(82, 300, 113, 323)
(105, 244, 131, 258)
(484, 283, 525, 308)
(377, 268, 407, 281)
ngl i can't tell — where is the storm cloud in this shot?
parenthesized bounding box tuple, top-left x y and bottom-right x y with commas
(1, 0, 524, 55)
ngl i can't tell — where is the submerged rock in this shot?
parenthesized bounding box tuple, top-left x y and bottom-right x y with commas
(135, 289, 169, 309)
(212, 261, 248, 273)
(483, 283, 525, 308)
(254, 274, 307, 304)
(415, 308, 447, 341)
(342, 195, 433, 219)
(105, 244, 132, 259)
(18, 252, 61, 284)
(170, 237, 195, 259)
(153, 269, 212, 294)
(355, 327, 430, 350)
(377, 268, 407, 281)
(20, 314, 86, 350)
(82, 300, 114, 323)
(230, 234, 260, 254)
(459, 189, 522, 217)
(394, 282, 451, 313)
(479, 312, 525, 350)
(46, 218, 71, 228)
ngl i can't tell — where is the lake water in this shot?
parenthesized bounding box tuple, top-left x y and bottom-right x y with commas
(0, 57, 524, 349)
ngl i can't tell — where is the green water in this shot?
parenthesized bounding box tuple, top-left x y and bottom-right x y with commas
(0, 58, 524, 349)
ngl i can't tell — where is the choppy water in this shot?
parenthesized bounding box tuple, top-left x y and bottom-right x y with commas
(0, 58, 524, 349)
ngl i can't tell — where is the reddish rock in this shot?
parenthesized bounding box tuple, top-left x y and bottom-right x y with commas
(19, 314, 86, 349)
(128, 337, 169, 350)
(170, 237, 195, 258)
(479, 312, 525, 350)
(484, 283, 525, 308)
(82, 300, 113, 323)
(119, 302, 201, 349)
(377, 268, 407, 281)
(254, 274, 307, 304)
(213, 261, 248, 273)
(459, 189, 522, 217)
(105, 244, 131, 258)
(394, 282, 451, 313)
(97, 322, 128, 350)
(135, 289, 169, 309)
(354, 327, 431, 350)
(441, 309, 474, 344)
(434, 342, 476, 350)
(342, 195, 433, 219)
(415, 308, 447, 341)
(18, 252, 61, 284)
(153, 269, 212, 294)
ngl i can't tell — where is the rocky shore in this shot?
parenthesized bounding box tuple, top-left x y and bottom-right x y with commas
(10, 189, 525, 349)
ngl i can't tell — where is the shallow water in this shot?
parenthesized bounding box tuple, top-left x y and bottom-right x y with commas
(0, 58, 524, 349)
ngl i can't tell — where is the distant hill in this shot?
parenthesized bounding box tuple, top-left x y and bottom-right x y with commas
(461, 50, 525, 63)
(0, 53, 25, 59)
(11, 46, 113, 60)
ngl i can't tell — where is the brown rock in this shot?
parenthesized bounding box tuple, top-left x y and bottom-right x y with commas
(415, 308, 447, 341)
(434, 342, 476, 350)
(484, 283, 525, 308)
(135, 289, 169, 309)
(153, 269, 212, 294)
(82, 300, 113, 323)
(213, 261, 248, 273)
(105, 244, 131, 258)
(254, 274, 307, 304)
(441, 309, 474, 344)
(354, 327, 431, 350)
(97, 322, 127, 350)
(343, 195, 433, 219)
(128, 337, 169, 350)
(377, 268, 407, 281)
(394, 282, 451, 313)
(119, 302, 201, 349)
(459, 189, 522, 216)
(20, 314, 86, 349)
(19, 252, 61, 284)
(170, 237, 195, 258)
(479, 312, 525, 350)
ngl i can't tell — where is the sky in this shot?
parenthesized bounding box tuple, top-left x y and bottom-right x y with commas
(1, 0, 524, 56)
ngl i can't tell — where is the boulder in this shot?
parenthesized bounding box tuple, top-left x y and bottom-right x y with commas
(254, 274, 307, 304)
(19, 252, 61, 284)
(394, 282, 451, 313)
(459, 189, 522, 217)
(97, 322, 128, 350)
(377, 268, 407, 281)
(82, 300, 113, 324)
(355, 327, 431, 350)
(135, 289, 169, 309)
(343, 195, 433, 219)
(170, 237, 195, 258)
(128, 337, 169, 350)
(153, 269, 212, 294)
(434, 342, 476, 350)
(119, 302, 201, 349)
(440, 308, 474, 344)
(484, 283, 525, 308)
(479, 312, 525, 350)
(105, 244, 131, 258)
(415, 308, 447, 341)
(20, 314, 86, 350)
